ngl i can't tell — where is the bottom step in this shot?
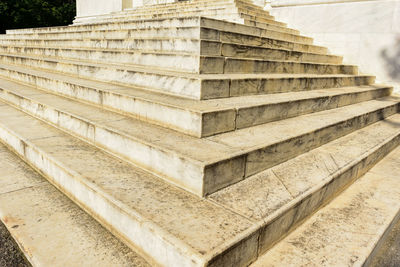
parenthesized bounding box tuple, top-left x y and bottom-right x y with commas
(252, 145, 400, 267)
(0, 143, 150, 267)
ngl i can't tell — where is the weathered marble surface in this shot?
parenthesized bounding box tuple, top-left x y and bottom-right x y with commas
(0, 143, 151, 267)
(270, 0, 400, 92)
(76, 0, 132, 19)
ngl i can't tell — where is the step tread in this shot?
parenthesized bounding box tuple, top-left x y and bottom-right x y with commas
(0, 144, 151, 267)
(250, 143, 400, 267)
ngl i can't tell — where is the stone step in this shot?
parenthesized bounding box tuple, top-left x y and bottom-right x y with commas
(0, 79, 397, 196)
(210, 113, 400, 264)
(0, 28, 327, 56)
(0, 100, 399, 266)
(0, 58, 372, 100)
(0, 46, 344, 75)
(0, 143, 152, 267)
(251, 144, 400, 266)
(5, 17, 303, 43)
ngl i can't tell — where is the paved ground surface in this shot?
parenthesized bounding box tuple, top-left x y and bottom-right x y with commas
(0, 212, 399, 266)
(0, 220, 30, 267)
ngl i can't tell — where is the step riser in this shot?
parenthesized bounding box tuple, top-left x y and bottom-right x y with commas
(0, 56, 374, 100)
(221, 43, 342, 64)
(0, 123, 204, 267)
(256, 130, 400, 255)
(244, 104, 399, 179)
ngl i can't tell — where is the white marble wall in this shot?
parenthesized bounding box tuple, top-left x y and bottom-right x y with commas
(75, 0, 132, 22)
(270, 0, 400, 93)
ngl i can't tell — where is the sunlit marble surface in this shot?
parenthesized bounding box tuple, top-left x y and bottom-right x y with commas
(270, 0, 400, 93)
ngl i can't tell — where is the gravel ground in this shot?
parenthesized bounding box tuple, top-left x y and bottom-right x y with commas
(0, 220, 30, 267)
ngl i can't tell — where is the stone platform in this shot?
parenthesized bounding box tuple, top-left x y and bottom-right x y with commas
(0, 0, 399, 266)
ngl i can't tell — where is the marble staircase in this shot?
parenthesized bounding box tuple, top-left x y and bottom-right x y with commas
(0, 0, 399, 266)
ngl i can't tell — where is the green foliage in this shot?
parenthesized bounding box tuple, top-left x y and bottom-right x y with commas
(0, 0, 76, 34)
